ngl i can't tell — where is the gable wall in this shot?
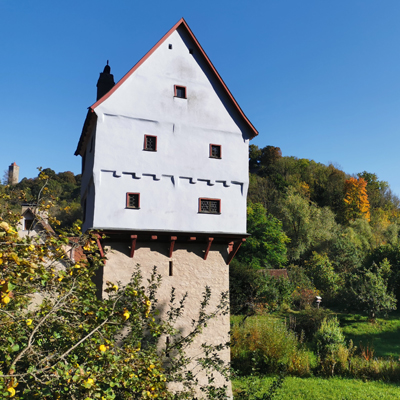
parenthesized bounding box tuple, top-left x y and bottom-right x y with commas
(84, 29, 249, 235)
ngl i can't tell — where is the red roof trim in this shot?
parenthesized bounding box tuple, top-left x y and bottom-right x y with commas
(90, 18, 258, 138)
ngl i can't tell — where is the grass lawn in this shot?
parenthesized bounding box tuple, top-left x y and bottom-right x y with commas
(337, 311, 400, 358)
(233, 376, 400, 399)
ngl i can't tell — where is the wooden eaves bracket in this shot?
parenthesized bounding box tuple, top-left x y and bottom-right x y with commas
(130, 235, 137, 258)
(204, 237, 214, 260)
(226, 238, 246, 265)
(169, 236, 177, 258)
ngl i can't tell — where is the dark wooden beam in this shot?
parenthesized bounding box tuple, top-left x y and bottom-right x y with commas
(169, 236, 177, 258)
(94, 233, 105, 260)
(204, 237, 214, 260)
(130, 235, 137, 258)
(226, 238, 246, 265)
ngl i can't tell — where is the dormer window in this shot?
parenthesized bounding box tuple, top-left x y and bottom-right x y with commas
(174, 85, 187, 99)
(199, 198, 221, 214)
(144, 135, 157, 151)
(210, 144, 221, 159)
(127, 193, 140, 209)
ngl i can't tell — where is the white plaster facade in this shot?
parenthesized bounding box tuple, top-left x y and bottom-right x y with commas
(77, 20, 257, 234)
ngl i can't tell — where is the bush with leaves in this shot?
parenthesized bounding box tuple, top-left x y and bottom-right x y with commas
(231, 316, 311, 377)
(313, 317, 351, 376)
(289, 307, 332, 342)
(0, 177, 230, 399)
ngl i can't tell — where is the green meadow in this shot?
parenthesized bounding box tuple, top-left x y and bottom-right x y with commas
(231, 311, 400, 399)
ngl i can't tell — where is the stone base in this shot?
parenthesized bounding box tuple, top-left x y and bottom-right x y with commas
(99, 240, 232, 398)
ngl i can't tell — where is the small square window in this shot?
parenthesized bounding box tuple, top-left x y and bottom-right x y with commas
(210, 144, 221, 159)
(127, 193, 140, 209)
(174, 85, 187, 99)
(199, 198, 221, 214)
(144, 135, 157, 151)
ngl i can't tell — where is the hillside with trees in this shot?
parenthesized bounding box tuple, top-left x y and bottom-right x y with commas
(3, 168, 82, 230)
(232, 145, 400, 318)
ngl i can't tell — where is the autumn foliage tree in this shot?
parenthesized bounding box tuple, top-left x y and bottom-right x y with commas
(343, 177, 370, 222)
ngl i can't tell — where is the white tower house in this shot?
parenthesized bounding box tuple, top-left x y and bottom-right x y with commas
(75, 18, 258, 396)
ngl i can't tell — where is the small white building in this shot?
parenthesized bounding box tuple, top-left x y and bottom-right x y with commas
(75, 18, 257, 397)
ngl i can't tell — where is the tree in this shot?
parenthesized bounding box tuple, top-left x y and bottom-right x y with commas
(278, 187, 337, 261)
(343, 177, 370, 222)
(349, 259, 397, 320)
(236, 202, 289, 269)
(260, 146, 282, 168)
(304, 252, 340, 298)
(0, 178, 230, 399)
(368, 244, 400, 301)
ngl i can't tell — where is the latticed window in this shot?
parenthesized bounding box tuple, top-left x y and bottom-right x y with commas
(144, 135, 157, 151)
(199, 198, 221, 214)
(127, 193, 140, 209)
(174, 85, 186, 99)
(210, 144, 221, 158)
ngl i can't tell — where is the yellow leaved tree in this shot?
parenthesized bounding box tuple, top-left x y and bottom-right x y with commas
(0, 172, 229, 399)
(344, 177, 370, 222)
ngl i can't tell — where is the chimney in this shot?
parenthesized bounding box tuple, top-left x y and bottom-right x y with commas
(8, 162, 19, 185)
(96, 61, 115, 101)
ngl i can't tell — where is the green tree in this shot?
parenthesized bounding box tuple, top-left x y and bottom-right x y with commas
(237, 202, 289, 269)
(304, 252, 340, 298)
(350, 259, 397, 320)
(278, 187, 337, 261)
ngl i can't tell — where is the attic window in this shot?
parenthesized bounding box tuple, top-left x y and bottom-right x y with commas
(169, 44, 172, 49)
(210, 144, 221, 159)
(199, 198, 221, 214)
(174, 85, 187, 99)
(144, 135, 157, 151)
(127, 193, 140, 209)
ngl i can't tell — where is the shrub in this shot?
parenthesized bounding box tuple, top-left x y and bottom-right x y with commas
(289, 307, 332, 341)
(291, 287, 319, 310)
(314, 317, 345, 358)
(348, 356, 400, 382)
(231, 315, 310, 377)
(313, 317, 347, 376)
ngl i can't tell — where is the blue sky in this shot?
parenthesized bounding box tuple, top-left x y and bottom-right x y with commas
(1, 1, 400, 196)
